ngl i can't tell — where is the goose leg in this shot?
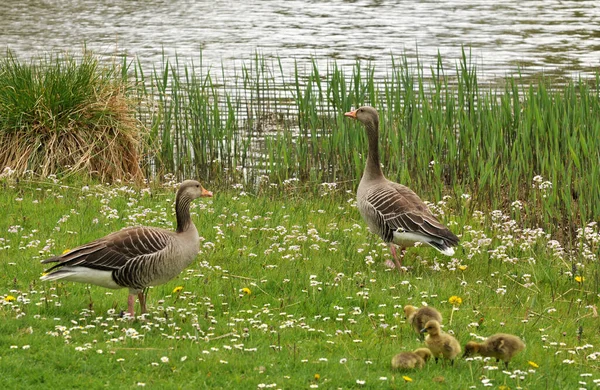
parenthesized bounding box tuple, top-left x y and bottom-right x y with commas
(127, 294, 136, 317)
(390, 245, 406, 271)
(138, 291, 147, 314)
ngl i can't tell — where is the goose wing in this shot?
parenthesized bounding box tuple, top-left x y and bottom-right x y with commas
(362, 181, 458, 244)
(42, 226, 173, 272)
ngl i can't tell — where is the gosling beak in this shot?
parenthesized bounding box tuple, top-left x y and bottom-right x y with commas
(420, 328, 427, 334)
(344, 110, 357, 119)
(201, 188, 213, 197)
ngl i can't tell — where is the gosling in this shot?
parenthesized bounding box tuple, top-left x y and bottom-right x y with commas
(463, 333, 525, 368)
(391, 348, 433, 370)
(420, 320, 461, 365)
(404, 304, 443, 339)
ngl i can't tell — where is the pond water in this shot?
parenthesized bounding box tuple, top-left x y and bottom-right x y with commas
(1, 0, 599, 81)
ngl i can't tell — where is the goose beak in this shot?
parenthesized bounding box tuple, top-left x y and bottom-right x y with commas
(420, 328, 427, 334)
(201, 188, 213, 197)
(344, 110, 357, 119)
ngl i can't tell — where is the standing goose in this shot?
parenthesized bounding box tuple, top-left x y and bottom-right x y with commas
(40, 180, 212, 317)
(344, 106, 459, 269)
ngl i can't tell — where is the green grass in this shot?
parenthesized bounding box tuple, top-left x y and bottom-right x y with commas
(1, 178, 599, 389)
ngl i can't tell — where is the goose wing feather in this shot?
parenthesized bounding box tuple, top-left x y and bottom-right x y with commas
(42, 226, 173, 272)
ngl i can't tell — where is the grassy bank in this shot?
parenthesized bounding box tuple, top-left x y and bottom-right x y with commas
(1, 178, 599, 389)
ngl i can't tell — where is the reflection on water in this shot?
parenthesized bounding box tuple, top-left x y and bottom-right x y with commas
(1, 0, 599, 80)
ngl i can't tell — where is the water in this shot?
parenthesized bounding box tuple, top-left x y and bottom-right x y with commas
(1, 0, 599, 81)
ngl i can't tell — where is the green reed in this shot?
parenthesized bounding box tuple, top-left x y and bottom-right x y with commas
(132, 49, 598, 235)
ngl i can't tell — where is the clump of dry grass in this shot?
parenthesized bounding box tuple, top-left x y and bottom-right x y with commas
(0, 51, 144, 182)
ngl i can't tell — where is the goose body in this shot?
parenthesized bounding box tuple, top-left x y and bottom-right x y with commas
(463, 333, 525, 368)
(391, 347, 432, 370)
(421, 320, 461, 364)
(40, 180, 212, 316)
(404, 304, 443, 337)
(344, 107, 459, 268)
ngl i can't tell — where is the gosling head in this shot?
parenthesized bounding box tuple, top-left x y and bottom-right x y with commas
(462, 341, 481, 358)
(344, 106, 379, 128)
(414, 348, 433, 362)
(420, 319, 441, 336)
(403, 305, 417, 319)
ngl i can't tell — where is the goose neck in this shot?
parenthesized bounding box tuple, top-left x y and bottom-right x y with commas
(364, 121, 384, 180)
(175, 194, 193, 233)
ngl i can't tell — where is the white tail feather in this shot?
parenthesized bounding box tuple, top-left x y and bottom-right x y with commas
(41, 266, 120, 289)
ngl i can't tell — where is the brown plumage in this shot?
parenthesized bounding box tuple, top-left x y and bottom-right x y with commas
(344, 106, 459, 269)
(421, 320, 461, 364)
(391, 348, 433, 370)
(404, 304, 443, 337)
(40, 180, 212, 317)
(463, 333, 525, 368)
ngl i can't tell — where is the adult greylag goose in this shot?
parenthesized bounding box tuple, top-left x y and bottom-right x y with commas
(404, 304, 443, 338)
(391, 347, 433, 370)
(344, 106, 459, 269)
(420, 319, 461, 364)
(463, 333, 525, 368)
(40, 180, 212, 317)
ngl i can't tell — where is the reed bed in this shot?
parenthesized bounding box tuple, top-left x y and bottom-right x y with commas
(129, 50, 599, 237)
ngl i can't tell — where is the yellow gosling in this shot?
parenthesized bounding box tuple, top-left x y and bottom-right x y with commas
(404, 304, 443, 338)
(420, 320, 461, 365)
(463, 333, 525, 368)
(391, 348, 433, 370)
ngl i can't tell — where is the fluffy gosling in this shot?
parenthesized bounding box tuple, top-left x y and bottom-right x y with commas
(391, 348, 433, 370)
(420, 320, 461, 365)
(463, 333, 525, 368)
(404, 304, 443, 338)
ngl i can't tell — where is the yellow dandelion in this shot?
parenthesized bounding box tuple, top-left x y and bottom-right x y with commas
(498, 386, 510, 390)
(62, 248, 71, 254)
(172, 286, 183, 293)
(448, 296, 462, 306)
(241, 287, 252, 295)
(458, 265, 467, 271)
(4, 295, 16, 302)
(575, 276, 584, 283)
(402, 375, 413, 382)
(314, 373, 320, 380)
(528, 361, 539, 369)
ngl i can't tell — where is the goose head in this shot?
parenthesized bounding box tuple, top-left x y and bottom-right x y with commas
(344, 106, 379, 130)
(179, 180, 213, 199)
